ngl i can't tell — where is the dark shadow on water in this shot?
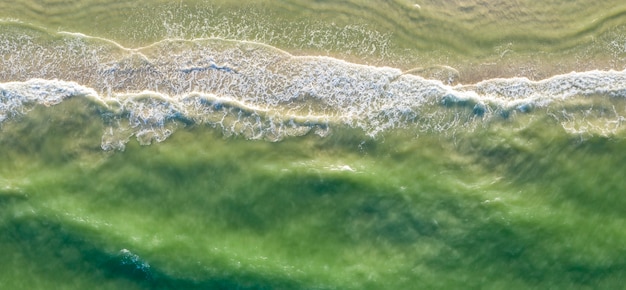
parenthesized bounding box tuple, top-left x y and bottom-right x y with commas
(0, 215, 309, 290)
(431, 216, 626, 289)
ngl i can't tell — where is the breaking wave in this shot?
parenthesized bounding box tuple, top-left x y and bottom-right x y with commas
(2, 23, 626, 150)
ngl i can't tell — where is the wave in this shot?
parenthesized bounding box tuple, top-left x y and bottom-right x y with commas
(2, 71, 625, 151)
(2, 25, 626, 150)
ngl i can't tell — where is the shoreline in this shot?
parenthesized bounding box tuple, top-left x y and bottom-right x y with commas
(1, 18, 625, 86)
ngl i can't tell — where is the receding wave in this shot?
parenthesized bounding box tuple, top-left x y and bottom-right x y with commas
(3, 1, 626, 79)
(1, 24, 626, 150)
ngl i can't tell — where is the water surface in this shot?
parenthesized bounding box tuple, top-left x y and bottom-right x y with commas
(1, 1, 625, 289)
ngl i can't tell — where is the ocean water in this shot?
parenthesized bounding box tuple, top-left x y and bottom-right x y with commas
(1, 1, 626, 289)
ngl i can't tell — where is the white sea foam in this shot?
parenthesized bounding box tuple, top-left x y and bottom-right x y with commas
(2, 27, 626, 149)
(0, 79, 98, 122)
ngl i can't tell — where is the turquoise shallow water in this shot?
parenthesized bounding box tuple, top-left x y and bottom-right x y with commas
(1, 1, 626, 289)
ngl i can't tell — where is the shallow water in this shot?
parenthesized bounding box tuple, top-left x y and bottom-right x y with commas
(1, 1, 626, 289)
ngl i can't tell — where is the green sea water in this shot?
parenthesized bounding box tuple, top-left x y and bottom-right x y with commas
(1, 1, 626, 289)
